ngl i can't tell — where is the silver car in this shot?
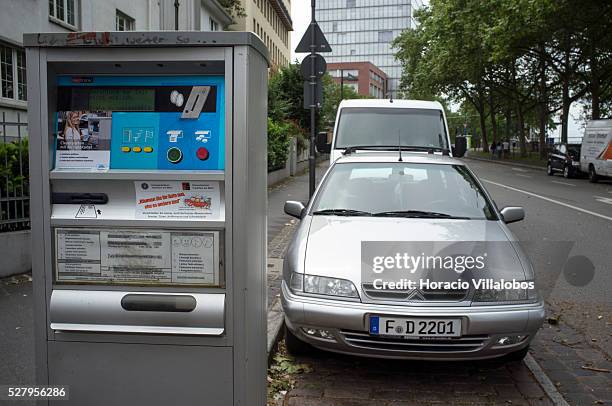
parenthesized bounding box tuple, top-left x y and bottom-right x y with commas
(281, 152, 545, 361)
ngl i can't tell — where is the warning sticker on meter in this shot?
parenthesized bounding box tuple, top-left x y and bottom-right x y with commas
(134, 181, 221, 220)
(55, 228, 220, 285)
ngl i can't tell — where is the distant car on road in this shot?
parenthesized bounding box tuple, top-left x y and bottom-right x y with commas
(580, 119, 612, 182)
(546, 143, 582, 178)
(281, 152, 544, 362)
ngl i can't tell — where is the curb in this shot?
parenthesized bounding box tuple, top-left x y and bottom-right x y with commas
(266, 297, 285, 364)
(524, 353, 570, 406)
(464, 156, 546, 171)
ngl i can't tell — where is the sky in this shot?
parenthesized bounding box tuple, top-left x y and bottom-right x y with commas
(288, 1, 583, 139)
(290, 2, 311, 63)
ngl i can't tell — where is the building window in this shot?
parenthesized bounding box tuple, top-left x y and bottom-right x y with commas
(378, 31, 393, 43)
(116, 10, 135, 31)
(209, 18, 219, 31)
(0, 44, 27, 102)
(346, 0, 356, 8)
(49, 0, 77, 28)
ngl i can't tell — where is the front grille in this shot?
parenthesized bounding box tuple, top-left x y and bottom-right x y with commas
(361, 283, 469, 302)
(340, 330, 488, 352)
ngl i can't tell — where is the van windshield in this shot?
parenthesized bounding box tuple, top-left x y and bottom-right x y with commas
(334, 108, 449, 150)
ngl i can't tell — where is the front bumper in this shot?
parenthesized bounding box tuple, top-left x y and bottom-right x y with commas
(281, 282, 545, 361)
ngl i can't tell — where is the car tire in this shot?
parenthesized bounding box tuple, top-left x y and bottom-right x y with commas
(284, 325, 312, 356)
(589, 165, 599, 183)
(503, 346, 530, 363)
(546, 163, 554, 176)
(563, 165, 572, 178)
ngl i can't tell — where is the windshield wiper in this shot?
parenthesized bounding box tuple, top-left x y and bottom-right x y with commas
(373, 210, 471, 219)
(312, 209, 372, 217)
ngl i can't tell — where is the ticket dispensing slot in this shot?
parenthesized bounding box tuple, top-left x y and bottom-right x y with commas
(51, 192, 108, 205)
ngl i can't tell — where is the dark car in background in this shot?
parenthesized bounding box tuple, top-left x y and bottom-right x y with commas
(547, 143, 582, 178)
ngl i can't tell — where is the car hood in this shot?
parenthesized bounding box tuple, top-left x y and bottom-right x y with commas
(304, 216, 526, 283)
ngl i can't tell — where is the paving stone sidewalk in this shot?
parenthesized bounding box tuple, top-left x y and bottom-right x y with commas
(531, 321, 612, 405)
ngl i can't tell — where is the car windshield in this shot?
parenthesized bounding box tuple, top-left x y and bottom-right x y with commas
(334, 108, 449, 150)
(312, 162, 497, 220)
(568, 144, 581, 154)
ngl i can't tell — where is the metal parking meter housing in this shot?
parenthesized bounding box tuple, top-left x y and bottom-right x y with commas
(25, 31, 268, 406)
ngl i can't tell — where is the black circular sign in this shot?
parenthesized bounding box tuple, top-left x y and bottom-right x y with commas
(300, 54, 327, 79)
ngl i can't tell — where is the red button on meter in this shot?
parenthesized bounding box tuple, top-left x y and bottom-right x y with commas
(196, 147, 209, 161)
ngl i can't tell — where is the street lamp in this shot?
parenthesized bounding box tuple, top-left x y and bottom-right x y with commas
(339, 70, 358, 100)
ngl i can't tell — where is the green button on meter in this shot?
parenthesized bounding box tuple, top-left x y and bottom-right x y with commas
(167, 147, 183, 164)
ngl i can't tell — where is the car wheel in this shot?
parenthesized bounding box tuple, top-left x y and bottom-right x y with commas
(284, 325, 312, 356)
(563, 165, 572, 178)
(546, 163, 554, 176)
(589, 165, 599, 183)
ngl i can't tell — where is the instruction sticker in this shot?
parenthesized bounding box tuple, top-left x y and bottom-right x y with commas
(55, 228, 220, 286)
(134, 181, 221, 220)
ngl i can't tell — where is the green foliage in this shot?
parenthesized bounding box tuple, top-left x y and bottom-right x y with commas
(269, 63, 367, 134)
(267, 118, 292, 172)
(267, 344, 312, 403)
(393, 0, 612, 152)
(0, 138, 29, 197)
(320, 73, 367, 128)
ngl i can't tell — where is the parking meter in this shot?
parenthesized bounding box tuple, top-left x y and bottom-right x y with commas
(25, 32, 268, 405)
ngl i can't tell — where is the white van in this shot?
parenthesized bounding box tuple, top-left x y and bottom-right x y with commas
(580, 119, 612, 182)
(316, 99, 461, 162)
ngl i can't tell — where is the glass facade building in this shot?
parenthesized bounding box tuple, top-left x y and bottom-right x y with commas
(316, 0, 422, 94)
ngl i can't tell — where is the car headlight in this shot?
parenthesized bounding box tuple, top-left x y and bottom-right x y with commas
(473, 282, 538, 304)
(289, 273, 359, 299)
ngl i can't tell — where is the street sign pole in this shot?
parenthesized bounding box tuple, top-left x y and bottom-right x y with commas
(308, 0, 317, 198)
(296, 0, 331, 198)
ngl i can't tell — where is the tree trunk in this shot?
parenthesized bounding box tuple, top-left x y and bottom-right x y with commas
(505, 108, 512, 140)
(591, 72, 601, 120)
(561, 78, 570, 144)
(538, 106, 547, 160)
(478, 104, 489, 153)
(489, 93, 498, 146)
(538, 45, 548, 160)
(516, 105, 527, 157)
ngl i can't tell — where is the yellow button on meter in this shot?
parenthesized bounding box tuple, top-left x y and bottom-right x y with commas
(121, 146, 131, 153)
(143, 146, 153, 153)
(133, 147, 142, 153)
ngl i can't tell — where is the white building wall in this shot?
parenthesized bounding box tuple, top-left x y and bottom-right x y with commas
(0, 0, 229, 132)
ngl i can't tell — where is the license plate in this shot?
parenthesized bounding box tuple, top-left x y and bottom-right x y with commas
(369, 316, 461, 337)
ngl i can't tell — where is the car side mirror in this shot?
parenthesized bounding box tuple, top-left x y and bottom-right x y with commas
(500, 206, 525, 224)
(284, 201, 306, 219)
(316, 132, 331, 154)
(453, 136, 467, 158)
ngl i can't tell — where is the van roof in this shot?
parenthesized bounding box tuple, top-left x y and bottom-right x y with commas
(334, 151, 463, 166)
(338, 99, 445, 110)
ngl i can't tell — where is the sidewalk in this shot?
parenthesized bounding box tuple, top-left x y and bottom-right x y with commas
(266, 163, 329, 354)
(465, 152, 546, 171)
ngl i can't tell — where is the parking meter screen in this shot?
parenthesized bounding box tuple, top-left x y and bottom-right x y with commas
(54, 75, 225, 171)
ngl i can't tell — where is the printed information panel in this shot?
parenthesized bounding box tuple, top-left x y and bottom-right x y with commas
(55, 228, 220, 286)
(135, 181, 221, 220)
